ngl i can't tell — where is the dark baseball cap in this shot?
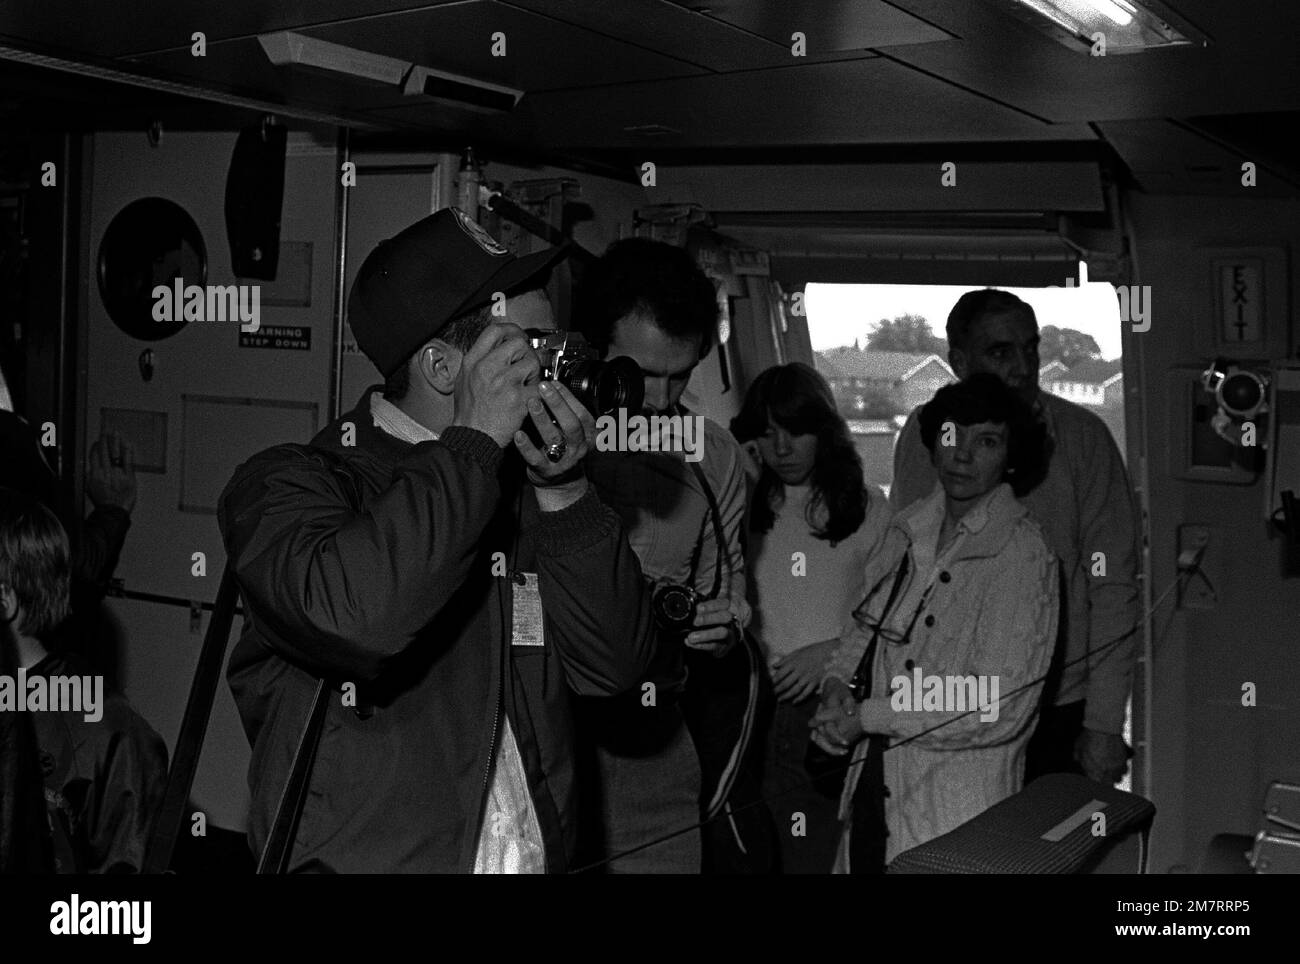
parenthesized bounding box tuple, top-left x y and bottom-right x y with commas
(348, 207, 568, 377)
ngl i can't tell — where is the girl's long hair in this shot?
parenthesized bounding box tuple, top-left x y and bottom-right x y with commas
(730, 363, 867, 545)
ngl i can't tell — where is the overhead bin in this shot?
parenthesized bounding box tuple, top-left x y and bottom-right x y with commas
(743, 225, 1081, 288)
(709, 212, 1082, 287)
(650, 160, 1105, 287)
(653, 161, 1106, 214)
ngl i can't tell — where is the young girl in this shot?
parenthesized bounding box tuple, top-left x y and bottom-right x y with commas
(731, 363, 892, 873)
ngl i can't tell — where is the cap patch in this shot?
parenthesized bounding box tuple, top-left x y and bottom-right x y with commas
(454, 208, 509, 256)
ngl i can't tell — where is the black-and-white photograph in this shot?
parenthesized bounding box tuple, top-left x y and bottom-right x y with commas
(0, 0, 1295, 944)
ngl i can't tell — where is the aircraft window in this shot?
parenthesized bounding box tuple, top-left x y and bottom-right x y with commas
(805, 275, 1127, 473)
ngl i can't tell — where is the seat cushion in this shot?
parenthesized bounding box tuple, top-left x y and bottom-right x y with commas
(888, 773, 1156, 874)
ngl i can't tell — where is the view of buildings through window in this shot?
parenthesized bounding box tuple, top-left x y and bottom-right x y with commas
(805, 277, 1128, 497)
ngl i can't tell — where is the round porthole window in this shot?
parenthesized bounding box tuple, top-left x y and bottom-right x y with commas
(97, 197, 206, 341)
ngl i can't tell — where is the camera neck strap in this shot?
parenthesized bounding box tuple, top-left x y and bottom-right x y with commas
(686, 456, 727, 602)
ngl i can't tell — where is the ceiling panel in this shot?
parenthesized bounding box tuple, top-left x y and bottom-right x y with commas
(494, 57, 1095, 152)
(0, 0, 470, 59)
(1097, 119, 1299, 196)
(673, 0, 953, 51)
(130, 1, 706, 105)
(298, 1, 706, 91)
(503, 0, 798, 72)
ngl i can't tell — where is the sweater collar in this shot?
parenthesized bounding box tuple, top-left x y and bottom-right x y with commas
(893, 481, 1025, 561)
(369, 391, 439, 445)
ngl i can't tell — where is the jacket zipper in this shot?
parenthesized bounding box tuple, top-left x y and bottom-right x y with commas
(473, 490, 523, 870)
(478, 695, 501, 840)
(473, 574, 507, 870)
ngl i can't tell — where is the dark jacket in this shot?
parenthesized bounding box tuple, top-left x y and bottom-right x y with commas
(218, 390, 657, 873)
(28, 651, 168, 874)
(1, 635, 54, 873)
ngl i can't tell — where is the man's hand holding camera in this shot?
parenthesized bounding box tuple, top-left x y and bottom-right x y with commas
(516, 381, 597, 510)
(684, 595, 740, 658)
(452, 321, 595, 511)
(452, 321, 543, 447)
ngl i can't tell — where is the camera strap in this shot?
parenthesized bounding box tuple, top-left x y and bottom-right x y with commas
(686, 457, 727, 602)
(673, 403, 728, 601)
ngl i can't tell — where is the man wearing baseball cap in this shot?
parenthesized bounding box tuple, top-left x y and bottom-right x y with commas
(218, 207, 658, 872)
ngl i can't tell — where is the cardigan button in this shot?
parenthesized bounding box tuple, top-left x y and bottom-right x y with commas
(924, 614, 935, 628)
(904, 659, 915, 671)
(939, 570, 951, 583)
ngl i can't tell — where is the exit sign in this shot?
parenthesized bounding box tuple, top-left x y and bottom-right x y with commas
(1215, 258, 1264, 345)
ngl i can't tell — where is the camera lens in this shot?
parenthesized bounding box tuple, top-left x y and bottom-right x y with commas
(653, 583, 697, 634)
(557, 357, 644, 417)
(661, 589, 693, 622)
(595, 356, 645, 415)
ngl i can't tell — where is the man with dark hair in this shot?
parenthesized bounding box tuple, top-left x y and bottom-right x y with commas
(219, 208, 658, 873)
(0, 488, 167, 873)
(573, 237, 763, 873)
(892, 288, 1140, 786)
(575, 237, 721, 362)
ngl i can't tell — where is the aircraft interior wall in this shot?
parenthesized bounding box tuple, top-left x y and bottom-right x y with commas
(1124, 191, 1300, 872)
(83, 130, 341, 830)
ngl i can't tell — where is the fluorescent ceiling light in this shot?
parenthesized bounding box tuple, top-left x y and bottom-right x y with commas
(1088, 0, 1135, 27)
(996, 0, 1208, 53)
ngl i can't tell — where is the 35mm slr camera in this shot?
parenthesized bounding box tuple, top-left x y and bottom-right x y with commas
(653, 582, 702, 635)
(525, 328, 643, 417)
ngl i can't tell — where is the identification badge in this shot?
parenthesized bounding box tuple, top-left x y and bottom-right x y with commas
(511, 572, 545, 647)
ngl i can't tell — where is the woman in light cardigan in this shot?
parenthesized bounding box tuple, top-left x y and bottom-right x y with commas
(812, 373, 1058, 874)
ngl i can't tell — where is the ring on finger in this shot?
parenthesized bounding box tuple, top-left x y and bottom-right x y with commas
(545, 439, 567, 463)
